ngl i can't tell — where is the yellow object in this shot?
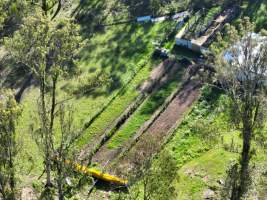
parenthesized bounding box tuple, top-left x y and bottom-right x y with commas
(64, 159, 128, 186)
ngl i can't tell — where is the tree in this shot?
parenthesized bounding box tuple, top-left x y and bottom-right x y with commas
(141, 150, 178, 200)
(53, 104, 79, 200)
(114, 139, 178, 200)
(32, 103, 83, 200)
(0, 89, 22, 200)
(0, 0, 28, 37)
(5, 12, 81, 196)
(35, 0, 62, 19)
(216, 33, 267, 199)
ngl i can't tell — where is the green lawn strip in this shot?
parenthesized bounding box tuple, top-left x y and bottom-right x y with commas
(78, 21, 176, 74)
(16, 87, 43, 175)
(107, 67, 185, 149)
(175, 148, 238, 200)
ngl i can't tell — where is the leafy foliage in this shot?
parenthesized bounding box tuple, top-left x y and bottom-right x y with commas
(0, 89, 21, 199)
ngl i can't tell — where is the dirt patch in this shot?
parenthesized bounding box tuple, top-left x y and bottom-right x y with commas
(21, 187, 36, 200)
(139, 59, 175, 93)
(113, 79, 201, 176)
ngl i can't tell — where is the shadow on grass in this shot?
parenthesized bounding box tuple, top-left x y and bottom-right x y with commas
(75, 22, 157, 98)
(120, 0, 153, 17)
(72, 0, 108, 34)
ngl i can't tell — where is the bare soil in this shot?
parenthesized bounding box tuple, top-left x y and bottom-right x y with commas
(113, 79, 201, 176)
(20, 187, 36, 200)
(91, 63, 183, 166)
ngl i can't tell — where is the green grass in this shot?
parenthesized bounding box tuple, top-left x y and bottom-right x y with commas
(17, 20, 178, 177)
(107, 66, 186, 149)
(162, 86, 224, 164)
(148, 86, 267, 199)
(176, 148, 238, 200)
(74, 21, 178, 147)
(75, 58, 155, 148)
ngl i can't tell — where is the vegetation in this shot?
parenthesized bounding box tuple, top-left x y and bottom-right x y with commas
(107, 66, 186, 149)
(216, 33, 267, 199)
(0, 0, 267, 199)
(0, 89, 21, 200)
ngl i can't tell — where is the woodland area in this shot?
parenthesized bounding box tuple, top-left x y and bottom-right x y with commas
(0, 0, 267, 199)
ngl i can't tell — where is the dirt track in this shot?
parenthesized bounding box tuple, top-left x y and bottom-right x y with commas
(78, 59, 176, 161)
(113, 79, 201, 176)
(91, 62, 182, 165)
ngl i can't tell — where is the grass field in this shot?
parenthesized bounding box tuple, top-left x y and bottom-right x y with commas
(16, 20, 178, 178)
(3, 0, 267, 199)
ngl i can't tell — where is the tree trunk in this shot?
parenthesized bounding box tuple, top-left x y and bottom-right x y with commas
(8, 145, 15, 200)
(8, 116, 16, 199)
(237, 114, 252, 199)
(49, 76, 57, 153)
(57, 166, 64, 200)
(40, 76, 52, 188)
(49, 77, 57, 133)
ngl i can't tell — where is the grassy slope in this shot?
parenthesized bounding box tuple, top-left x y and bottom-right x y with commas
(75, 21, 178, 148)
(110, 2, 267, 199)
(176, 149, 239, 200)
(159, 87, 266, 199)
(170, 3, 267, 197)
(16, 19, 177, 178)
